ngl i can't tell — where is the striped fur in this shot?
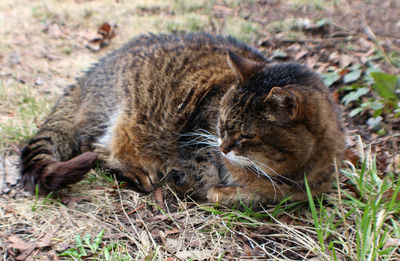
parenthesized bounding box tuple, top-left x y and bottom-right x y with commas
(20, 33, 345, 206)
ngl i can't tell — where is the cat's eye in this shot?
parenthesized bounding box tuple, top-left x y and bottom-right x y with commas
(239, 134, 255, 140)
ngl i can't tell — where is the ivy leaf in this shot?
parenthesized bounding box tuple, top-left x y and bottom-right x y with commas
(364, 66, 381, 84)
(343, 69, 362, 84)
(370, 72, 398, 100)
(349, 107, 364, 117)
(272, 50, 287, 59)
(342, 87, 369, 105)
(321, 71, 341, 87)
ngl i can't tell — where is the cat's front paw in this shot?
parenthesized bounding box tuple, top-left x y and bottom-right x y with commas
(166, 169, 186, 186)
(207, 185, 239, 206)
(124, 167, 157, 193)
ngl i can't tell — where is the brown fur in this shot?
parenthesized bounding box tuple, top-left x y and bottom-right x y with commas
(20, 33, 345, 206)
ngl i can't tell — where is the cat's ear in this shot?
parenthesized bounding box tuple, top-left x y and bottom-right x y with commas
(264, 87, 304, 122)
(227, 51, 262, 83)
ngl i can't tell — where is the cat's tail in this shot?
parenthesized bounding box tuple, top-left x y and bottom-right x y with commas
(20, 84, 98, 194)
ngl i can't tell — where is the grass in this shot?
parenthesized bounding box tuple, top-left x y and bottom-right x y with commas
(0, 80, 56, 150)
(302, 152, 400, 260)
(1, 0, 399, 260)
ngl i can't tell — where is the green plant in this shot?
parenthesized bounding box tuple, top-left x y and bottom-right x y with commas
(340, 66, 399, 120)
(59, 229, 131, 260)
(341, 157, 400, 260)
(303, 152, 400, 260)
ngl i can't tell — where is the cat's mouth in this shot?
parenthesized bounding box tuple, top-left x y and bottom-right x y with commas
(217, 137, 252, 166)
(222, 151, 252, 167)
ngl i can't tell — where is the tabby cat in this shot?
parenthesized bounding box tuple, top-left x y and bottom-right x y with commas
(20, 33, 345, 206)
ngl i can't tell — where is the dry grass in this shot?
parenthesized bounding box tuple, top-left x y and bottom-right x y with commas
(1, 0, 399, 260)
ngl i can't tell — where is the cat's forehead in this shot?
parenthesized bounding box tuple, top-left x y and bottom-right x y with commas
(220, 106, 256, 132)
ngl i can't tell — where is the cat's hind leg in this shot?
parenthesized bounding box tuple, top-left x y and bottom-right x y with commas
(20, 85, 98, 194)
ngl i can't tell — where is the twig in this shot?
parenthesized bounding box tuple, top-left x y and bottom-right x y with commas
(127, 204, 145, 215)
(113, 175, 149, 255)
(362, 15, 396, 70)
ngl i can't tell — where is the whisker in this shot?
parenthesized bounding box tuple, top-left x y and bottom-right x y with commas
(252, 159, 302, 189)
(247, 163, 279, 201)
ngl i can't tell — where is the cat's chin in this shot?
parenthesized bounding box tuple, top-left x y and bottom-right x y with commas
(222, 151, 252, 167)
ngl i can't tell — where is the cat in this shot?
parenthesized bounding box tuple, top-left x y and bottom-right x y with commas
(20, 33, 345, 206)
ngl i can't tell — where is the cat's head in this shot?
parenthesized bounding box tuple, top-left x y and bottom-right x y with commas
(217, 51, 334, 178)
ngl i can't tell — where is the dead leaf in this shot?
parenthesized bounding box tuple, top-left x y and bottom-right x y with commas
(7, 236, 36, 260)
(376, 150, 390, 173)
(61, 195, 90, 207)
(1, 154, 21, 194)
(165, 237, 182, 253)
(7, 229, 57, 260)
(306, 55, 319, 68)
(331, 90, 340, 104)
(139, 230, 151, 249)
(175, 249, 213, 260)
(36, 233, 53, 248)
(212, 4, 234, 14)
(294, 50, 308, 60)
(382, 189, 400, 201)
(4, 155, 20, 185)
(165, 228, 180, 235)
(384, 238, 400, 248)
(243, 243, 252, 256)
(47, 24, 63, 39)
(158, 230, 167, 246)
(345, 183, 361, 199)
(344, 148, 360, 166)
(154, 187, 165, 209)
(394, 154, 400, 172)
(87, 22, 116, 52)
(339, 54, 352, 68)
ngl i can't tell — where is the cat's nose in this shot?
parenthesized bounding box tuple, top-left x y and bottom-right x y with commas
(220, 143, 233, 154)
(220, 146, 230, 154)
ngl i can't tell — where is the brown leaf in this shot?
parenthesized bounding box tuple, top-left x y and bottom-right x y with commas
(339, 54, 352, 68)
(61, 195, 90, 207)
(165, 228, 180, 235)
(345, 183, 361, 199)
(344, 148, 360, 166)
(376, 150, 390, 173)
(394, 154, 400, 172)
(382, 189, 400, 201)
(164, 258, 178, 261)
(7, 229, 57, 260)
(158, 230, 167, 246)
(331, 90, 340, 104)
(384, 238, 400, 248)
(47, 24, 62, 39)
(87, 22, 116, 52)
(97, 22, 115, 40)
(7, 235, 36, 260)
(36, 232, 54, 248)
(154, 187, 165, 209)
(294, 49, 308, 61)
(243, 243, 253, 256)
(2, 155, 21, 186)
(278, 215, 295, 225)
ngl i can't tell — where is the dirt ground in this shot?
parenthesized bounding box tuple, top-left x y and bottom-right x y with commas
(1, 0, 399, 260)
